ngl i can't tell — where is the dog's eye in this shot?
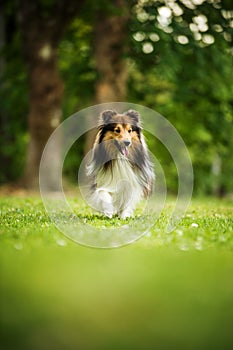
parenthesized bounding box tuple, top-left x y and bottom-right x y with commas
(128, 129, 132, 133)
(114, 128, 121, 133)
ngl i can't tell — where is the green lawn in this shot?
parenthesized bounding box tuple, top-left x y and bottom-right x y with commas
(0, 195, 233, 349)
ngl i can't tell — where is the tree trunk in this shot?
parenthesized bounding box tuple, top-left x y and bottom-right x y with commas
(85, 0, 130, 153)
(94, 3, 129, 103)
(23, 46, 64, 189)
(18, 0, 84, 190)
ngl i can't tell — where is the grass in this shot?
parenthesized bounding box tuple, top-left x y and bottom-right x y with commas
(0, 195, 233, 349)
(1, 196, 233, 250)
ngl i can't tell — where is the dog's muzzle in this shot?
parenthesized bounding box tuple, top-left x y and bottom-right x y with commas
(114, 140, 131, 157)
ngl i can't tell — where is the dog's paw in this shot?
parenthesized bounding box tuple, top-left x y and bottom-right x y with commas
(119, 209, 133, 219)
(104, 210, 113, 219)
(102, 202, 114, 218)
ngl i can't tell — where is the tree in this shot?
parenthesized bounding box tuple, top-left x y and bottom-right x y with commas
(1, 0, 232, 195)
(0, 0, 28, 185)
(127, 0, 233, 195)
(18, 0, 84, 189)
(93, 0, 130, 103)
(84, 0, 131, 153)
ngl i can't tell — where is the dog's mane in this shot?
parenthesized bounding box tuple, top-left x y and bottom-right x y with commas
(87, 110, 154, 197)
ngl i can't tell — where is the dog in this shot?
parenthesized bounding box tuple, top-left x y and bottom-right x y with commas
(86, 109, 154, 219)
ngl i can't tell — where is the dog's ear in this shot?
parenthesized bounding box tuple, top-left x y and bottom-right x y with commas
(100, 110, 117, 125)
(125, 110, 140, 123)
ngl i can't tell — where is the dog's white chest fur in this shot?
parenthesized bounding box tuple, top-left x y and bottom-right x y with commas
(91, 158, 143, 218)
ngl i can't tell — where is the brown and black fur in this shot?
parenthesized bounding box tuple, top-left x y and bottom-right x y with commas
(86, 109, 154, 218)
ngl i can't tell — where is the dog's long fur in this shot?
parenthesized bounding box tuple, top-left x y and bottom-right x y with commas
(86, 110, 154, 218)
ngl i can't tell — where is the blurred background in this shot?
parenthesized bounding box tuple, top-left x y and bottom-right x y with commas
(1, 2, 233, 349)
(0, 0, 232, 193)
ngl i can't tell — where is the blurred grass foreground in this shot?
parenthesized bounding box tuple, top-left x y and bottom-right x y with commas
(0, 196, 233, 350)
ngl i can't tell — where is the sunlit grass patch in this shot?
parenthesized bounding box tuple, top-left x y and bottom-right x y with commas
(0, 196, 232, 250)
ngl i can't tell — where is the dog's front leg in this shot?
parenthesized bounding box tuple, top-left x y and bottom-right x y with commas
(98, 190, 114, 218)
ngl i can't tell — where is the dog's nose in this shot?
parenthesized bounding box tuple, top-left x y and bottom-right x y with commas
(124, 140, 131, 147)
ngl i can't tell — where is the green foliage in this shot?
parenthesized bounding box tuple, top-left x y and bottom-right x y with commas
(1, 0, 233, 195)
(0, 19, 28, 184)
(128, 0, 233, 194)
(59, 18, 97, 116)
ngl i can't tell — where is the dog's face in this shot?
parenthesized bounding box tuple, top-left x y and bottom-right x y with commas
(102, 122, 134, 157)
(98, 110, 142, 158)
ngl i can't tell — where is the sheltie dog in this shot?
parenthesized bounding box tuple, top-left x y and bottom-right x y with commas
(86, 109, 154, 219)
